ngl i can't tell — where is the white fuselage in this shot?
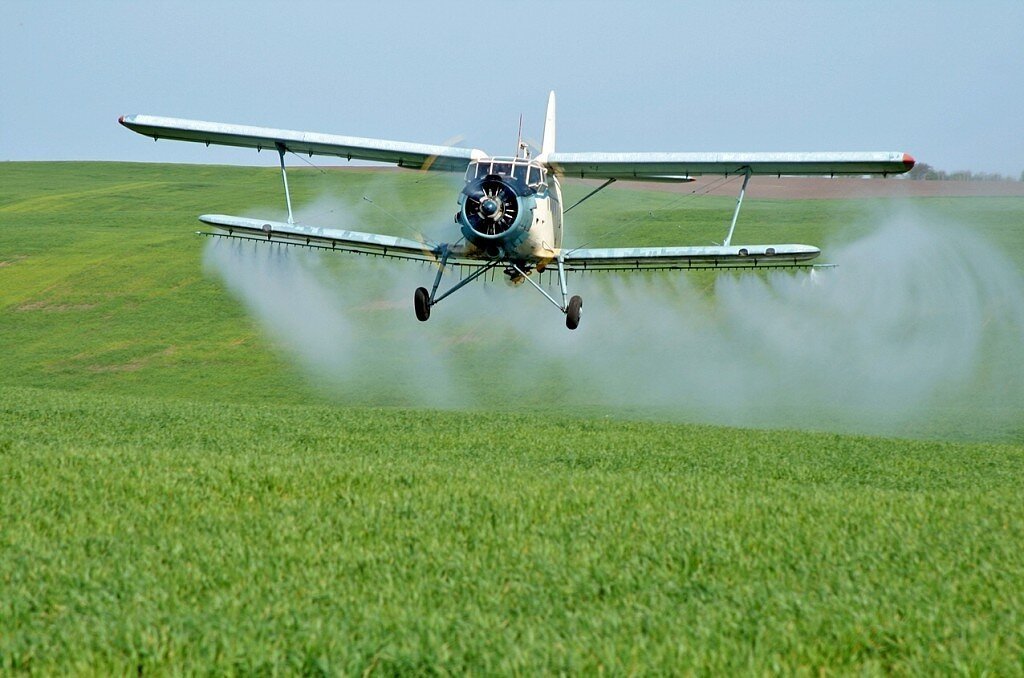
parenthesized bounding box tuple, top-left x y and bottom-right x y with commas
(520, 174, 562, 259)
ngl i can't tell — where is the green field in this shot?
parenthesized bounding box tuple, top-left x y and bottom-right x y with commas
(2, 162, 1023, 673)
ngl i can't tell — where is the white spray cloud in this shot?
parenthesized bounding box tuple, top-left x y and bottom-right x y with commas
(203, 208, 1024, 441)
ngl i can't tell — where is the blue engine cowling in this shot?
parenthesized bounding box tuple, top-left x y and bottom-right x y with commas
(458, 174, 537, 258)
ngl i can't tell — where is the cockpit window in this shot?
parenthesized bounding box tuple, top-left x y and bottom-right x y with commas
(466, 159, 545, 185)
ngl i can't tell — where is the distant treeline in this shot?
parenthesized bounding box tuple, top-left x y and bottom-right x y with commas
(905, 162, 1022, 181)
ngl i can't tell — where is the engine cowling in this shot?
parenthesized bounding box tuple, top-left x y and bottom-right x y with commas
(458, 174, 535, 258)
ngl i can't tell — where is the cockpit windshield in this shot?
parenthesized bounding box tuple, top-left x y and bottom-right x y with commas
(467, 158, 545, 186)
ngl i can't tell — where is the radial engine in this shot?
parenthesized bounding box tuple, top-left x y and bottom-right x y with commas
(457, 171, 537, 259)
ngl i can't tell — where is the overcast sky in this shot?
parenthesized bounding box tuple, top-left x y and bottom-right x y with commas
(2, 0, 1021, 176)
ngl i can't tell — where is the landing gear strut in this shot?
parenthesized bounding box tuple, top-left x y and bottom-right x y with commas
(412, 248, 501, 323)
(505, 255, 583, 331)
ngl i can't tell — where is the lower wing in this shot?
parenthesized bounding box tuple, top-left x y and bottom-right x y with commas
(561, 244, 821, 271)
(200, 216, 821, 271)
(197, 214, 476, 265)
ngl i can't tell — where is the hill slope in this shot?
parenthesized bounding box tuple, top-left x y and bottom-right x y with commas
(2, 162, 1022, 439)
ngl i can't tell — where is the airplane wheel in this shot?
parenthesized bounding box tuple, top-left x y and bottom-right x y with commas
(414, 287, 430, 321)
(566, 295, 583, 330)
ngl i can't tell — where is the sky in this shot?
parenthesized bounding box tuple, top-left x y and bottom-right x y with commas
(2, 0, 1022, 176)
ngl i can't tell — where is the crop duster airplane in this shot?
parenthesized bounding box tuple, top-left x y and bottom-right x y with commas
(121, 92, 914, 329)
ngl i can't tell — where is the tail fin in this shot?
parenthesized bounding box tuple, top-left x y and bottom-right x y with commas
(540, 90, 556, 158)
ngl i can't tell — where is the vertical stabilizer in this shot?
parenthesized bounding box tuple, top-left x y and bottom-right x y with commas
(540, 90, 556, 159)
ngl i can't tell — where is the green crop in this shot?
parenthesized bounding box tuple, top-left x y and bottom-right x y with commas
(1, 163, 1023, 673)
(2, 386, 1023, 674)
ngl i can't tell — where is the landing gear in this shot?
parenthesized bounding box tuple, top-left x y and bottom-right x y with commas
(412, 251, 501, 323)
(566, 295, 583, 330)
(414, 287, 430, 321)
(412, 251, 583, 330)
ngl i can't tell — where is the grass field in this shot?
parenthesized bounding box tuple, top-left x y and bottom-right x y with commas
(2, 162, 1023, 672)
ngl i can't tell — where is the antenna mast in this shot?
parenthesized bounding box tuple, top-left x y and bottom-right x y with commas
(515, 114, 525, 159)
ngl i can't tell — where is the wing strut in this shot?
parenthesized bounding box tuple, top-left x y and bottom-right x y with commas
(722, 166, 751, 247)
(564, 178, 616, 215)
(275, 142, 295, 224)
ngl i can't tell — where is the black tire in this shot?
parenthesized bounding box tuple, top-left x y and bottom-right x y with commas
(414, 287, 431, 321)
(565, 295, 583, 330)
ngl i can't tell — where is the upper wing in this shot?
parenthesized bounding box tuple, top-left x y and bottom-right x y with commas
(561, 243, 821, 271)
(119, 115, 486, 171)
(544, 151, 915, 180)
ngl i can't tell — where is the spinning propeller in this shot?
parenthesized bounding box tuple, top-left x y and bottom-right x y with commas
(463, 177, 519, 236)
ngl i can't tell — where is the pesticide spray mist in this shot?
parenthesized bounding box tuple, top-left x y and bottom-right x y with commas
(203, 208, 1024, 441)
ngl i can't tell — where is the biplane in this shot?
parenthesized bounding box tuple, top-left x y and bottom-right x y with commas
(121, 92, 914, 329)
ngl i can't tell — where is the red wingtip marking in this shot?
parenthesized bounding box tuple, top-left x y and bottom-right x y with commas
(118, 115, 125, 125)
(903, 153, 916, 169)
